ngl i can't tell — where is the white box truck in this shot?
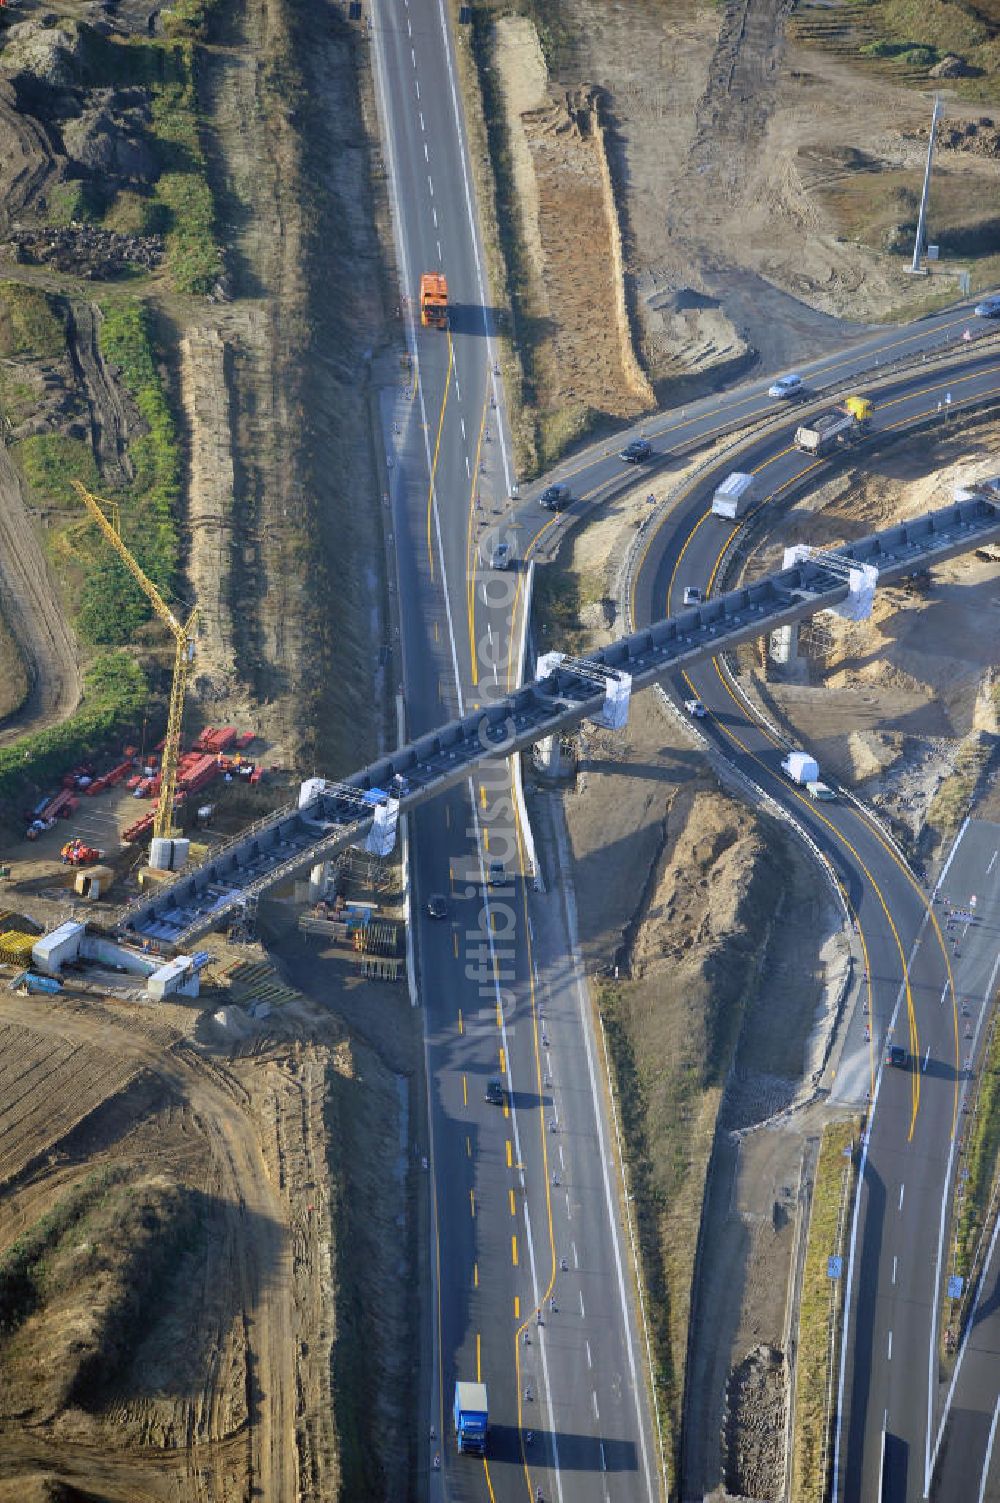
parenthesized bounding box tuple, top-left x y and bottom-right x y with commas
(712, 471, 756, 520)
(781, 751, 819, 785)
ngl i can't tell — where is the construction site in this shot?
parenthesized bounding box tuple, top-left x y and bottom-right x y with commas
(0, 0, 999, 1498)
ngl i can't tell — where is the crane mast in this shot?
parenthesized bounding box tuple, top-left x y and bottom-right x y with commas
(72, 480, 197, 844)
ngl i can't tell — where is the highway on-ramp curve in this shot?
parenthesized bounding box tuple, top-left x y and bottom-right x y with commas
(502, 347, 999, 1499)
(371, 2, 661, 1500)
(368, 2, 1000, 1497)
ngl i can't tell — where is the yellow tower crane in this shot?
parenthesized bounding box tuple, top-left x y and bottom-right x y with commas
(73, 479, 198, 844)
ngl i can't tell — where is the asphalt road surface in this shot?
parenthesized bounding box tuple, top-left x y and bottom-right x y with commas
(371, 2, 660, 1499)
(368, 1, 1000, 1496)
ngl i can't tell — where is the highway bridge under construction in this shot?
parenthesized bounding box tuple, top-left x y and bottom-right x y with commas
(119, 493, 1000, 951)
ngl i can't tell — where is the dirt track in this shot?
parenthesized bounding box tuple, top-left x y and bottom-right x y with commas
(0, 441, 80, 747)
(0, 992, 313, 1502)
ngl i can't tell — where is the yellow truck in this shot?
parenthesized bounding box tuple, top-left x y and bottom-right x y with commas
(419, 272, 448, 329)
(795, 396, 872, 454)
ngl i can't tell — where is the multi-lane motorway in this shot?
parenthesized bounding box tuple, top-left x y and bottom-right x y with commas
(367, 0, 1000, 1498)
(372, 3, 659, 1501)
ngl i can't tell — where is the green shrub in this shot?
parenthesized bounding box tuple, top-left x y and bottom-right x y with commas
(161, 0, 219, 40)
(17, 434, 100, 509)
(955, 1021, 1000, 1278)
(0, 284, 66, 361)
(0, 653, 148, 806)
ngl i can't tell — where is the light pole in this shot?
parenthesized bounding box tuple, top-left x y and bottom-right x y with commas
(909, 95, 943, 274)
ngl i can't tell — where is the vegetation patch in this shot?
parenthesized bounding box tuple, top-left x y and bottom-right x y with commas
(595, 795, 783, 1477)
(795, 0, 1000, 100)
(0, 1167, 203, 1418)
(953, 1013, 1000, 1282)
(0, 1166, 127, 1335)
(145, 54, 224, 295)
(0, 613, 29, 725)
(0, 652, 147, 806)
(790, 1117, 862, 1503)
(161, 0, 223, 43)
(454, 4, 538, 473)
(533, 560, 606, 656)
(0, 282, 65, 361)
(923, 729, 995, 853)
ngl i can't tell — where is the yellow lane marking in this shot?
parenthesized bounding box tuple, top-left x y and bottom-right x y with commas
(474, 1261, 479, 1288)
(511, 1234, 518, 1267)
(506, 1139, 513, 1169)
(434, 620, 439, 642)
(462, 1074, 468, 1107)
(425, 328, 454, 582)
(466, 1135, 472, 1158)
(477, 1332, 482, 1382)
(470, 1189, 476, 1219)
(480, 784, 487, 808)
(482, 1460, 498, 1503)
(509, 1188, 516, 1217)
(515, 311, 988, 495)
(499, 1046, 506, 1074)
(466, 376, 490, 684)
(453, 931, 459, 959)
(514, 1295, 520, 1319)
(509, 767, 561, 1499)
(675, 383, 1000, 1129)
(502, 1097, 510, 1121)
(496, 1002, 503, 1029)
(699, 662, 923, 1135)
(458, 1009, 464, 1036)
(484, 827, 490, 851)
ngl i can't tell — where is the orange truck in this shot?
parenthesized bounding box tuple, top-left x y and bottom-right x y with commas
(420, 272, 448, 329)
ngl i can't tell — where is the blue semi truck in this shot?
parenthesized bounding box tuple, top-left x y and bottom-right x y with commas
(454, 1381, 488, 1455)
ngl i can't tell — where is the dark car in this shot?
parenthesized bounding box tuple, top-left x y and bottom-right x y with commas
(485, 1076, 506, 1105)
(973, 295, 1000, 318)
(619, 438, 651, 463)
(539, 483, 571, 511)
(426, 893, 448, 920)
(885, 1042, 907, 1069)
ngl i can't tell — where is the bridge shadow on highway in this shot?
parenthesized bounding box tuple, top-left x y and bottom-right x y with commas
(448, 302, 525, 339)
(487, 1422, 637, 1472)
(843, 1160, 887, 1502)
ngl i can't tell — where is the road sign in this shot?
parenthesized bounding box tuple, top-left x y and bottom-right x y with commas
(947, 1274, 964, 1300)
(828, 1256, 843, 1280)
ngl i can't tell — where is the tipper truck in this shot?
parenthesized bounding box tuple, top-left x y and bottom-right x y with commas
(781, 751, 819, 785)
(794, 396, 871, 455)
(711, 471, 756, 520)
(420, 272, 449, 329)
(454, 1381, 488, 1455)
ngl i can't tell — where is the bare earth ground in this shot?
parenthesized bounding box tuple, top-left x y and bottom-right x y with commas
(486, 0, 1000, 403)
(737, 416, 1000, 838)
(492, 16, 654, 441)
(0, 940, 417, 1503)
(0, 436, 80, 745)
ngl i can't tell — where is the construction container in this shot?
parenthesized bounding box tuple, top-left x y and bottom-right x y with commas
(74, 864, 114, 900)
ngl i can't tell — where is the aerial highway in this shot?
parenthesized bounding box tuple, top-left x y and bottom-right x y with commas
(371, 2, 660, 1500)
(497, 346, 1000, 1501)
(366, 2, 1000, 1500)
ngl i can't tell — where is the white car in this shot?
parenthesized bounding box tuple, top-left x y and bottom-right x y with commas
(767, 373, 803, 399)
(974, 295, 1000, 319)
(684, 698, 706, 718)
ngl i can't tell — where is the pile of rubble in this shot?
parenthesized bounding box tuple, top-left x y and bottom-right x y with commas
(6, 222, 164, 277)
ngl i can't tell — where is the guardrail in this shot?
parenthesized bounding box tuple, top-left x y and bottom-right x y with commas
(618, 331, 1000, 634)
